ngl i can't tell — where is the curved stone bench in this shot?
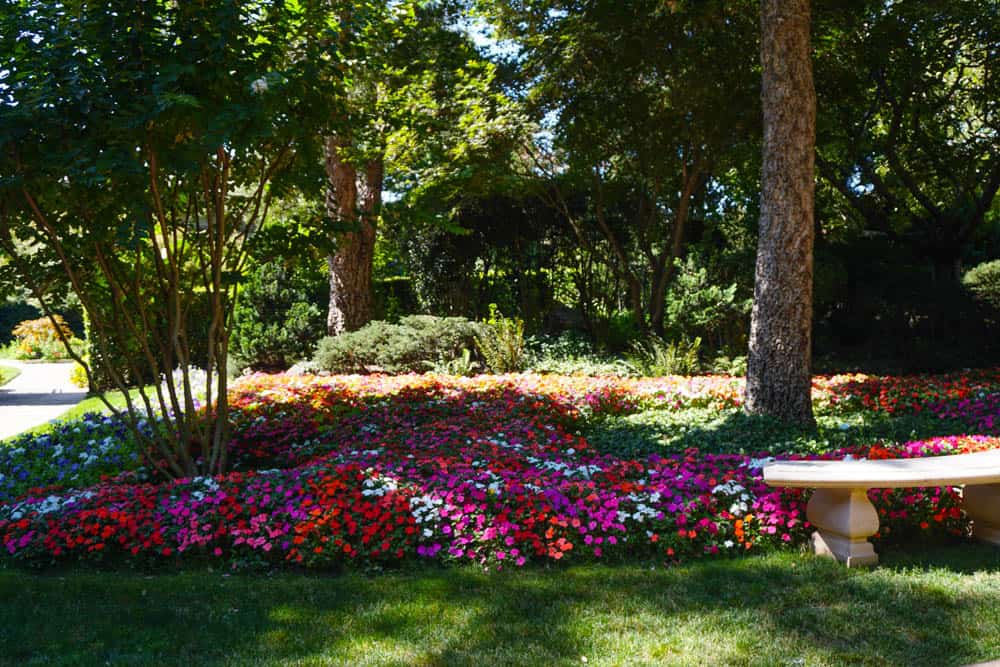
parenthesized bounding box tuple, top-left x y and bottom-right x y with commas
(763, 449, 1000, 567)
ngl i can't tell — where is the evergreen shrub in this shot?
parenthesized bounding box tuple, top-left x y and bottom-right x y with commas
(313, 315, 482, 374)
(230, 260, 327, 372)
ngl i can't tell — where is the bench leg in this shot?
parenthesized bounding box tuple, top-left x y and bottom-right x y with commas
(806, 488, 879, 567)
(965, 484, 1000, 547)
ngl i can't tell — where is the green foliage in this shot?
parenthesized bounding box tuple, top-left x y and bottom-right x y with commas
(584, 402, 971, 460)
(69, 362, 88, 389)
(814, 1, 999, 264)
(663, 255, 751, 351)
(313, 316, 482, 374)
(963, 260, 1000, 315)
(0, 301, 40, 345)
(429, 348, 481, 377)
(709, 354, 748, 376)
(525, 333, 635, 377)
(0, 364, 19, 387)
(475, 305, 526, 373)
(595, 311, 643, 353)
(627, 336, 702, 377)
(231, 261, 327, 372)
(10, 315, 82, 361)
(588, 385, 973, 459)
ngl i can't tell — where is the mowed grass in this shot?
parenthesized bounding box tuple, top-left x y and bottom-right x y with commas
(0, 364, 19, 387)
(56, 386, 152, 422)
(1, 544, 998, 667)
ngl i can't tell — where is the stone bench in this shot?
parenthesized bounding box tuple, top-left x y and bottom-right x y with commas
(763, 449, 1000, 567)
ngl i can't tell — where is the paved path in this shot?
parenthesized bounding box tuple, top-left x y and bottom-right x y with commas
(0, 361, 86, 440)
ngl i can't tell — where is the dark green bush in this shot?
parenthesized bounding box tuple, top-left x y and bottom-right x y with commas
(313, 315, 482, 374)
(231, 260, 327, 371)
(662, 254, 751, 352)
(0, 300, 41, 344)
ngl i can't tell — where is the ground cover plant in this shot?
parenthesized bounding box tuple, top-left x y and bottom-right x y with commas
(2, 369, 1000, 572)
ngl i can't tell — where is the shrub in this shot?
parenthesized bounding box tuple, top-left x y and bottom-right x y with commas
(710, 354, 748, 376)
(525, 332, 635, 377)
(594, 310, 642, 352)
(11, 315, 82, 361)
(0, 300, 40, 345)
(79, 286, 214, 391)
(475, 305, 526, 373)
(69, 362, 89, 388)
(313, 315, 482, 374)
(963, 259, 1000, 316)
(230, 260, 327, 372)
(627, 335, 702, 377)
(429, 348, 481, 376)
(662, 254, 751, 351)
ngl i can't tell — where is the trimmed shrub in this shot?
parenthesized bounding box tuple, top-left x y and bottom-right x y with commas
(230, 260, 327, 372)
(963, 259, 1000, 317)
(313, 315, 482, 374)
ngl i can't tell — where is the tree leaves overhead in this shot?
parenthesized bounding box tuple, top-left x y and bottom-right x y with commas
(815, 0, 1000, 267)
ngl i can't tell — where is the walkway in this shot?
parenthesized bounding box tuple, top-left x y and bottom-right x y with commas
(0, 361, 86, 441)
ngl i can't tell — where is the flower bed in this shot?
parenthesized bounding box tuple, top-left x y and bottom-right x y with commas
(1, 372, 998, 570)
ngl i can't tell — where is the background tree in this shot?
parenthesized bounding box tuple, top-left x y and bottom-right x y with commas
(324, 0, 524, 334)
(744, 0, 817, 425)
(815, 0, 999, 281)
(482, 0, 759, 335)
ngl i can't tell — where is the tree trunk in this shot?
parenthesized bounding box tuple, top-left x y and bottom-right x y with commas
(324, 136, 383, 335)
(745, 0, 817, 426)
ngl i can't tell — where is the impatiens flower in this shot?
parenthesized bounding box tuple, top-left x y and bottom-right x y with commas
(0, 371, 994, 570)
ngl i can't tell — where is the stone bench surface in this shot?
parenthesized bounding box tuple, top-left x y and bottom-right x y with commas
(763, 449, 1000, 489)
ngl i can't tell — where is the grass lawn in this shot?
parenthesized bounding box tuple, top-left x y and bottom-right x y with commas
(2, 545, 998, 666)
(56, 386, 152, 421)
(3, 371, 1000, 666)
(0, 364, 19, 387)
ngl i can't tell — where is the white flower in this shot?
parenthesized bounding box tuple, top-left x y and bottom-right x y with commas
(745, 456, 775, 470)
(250, 78, 268, 94)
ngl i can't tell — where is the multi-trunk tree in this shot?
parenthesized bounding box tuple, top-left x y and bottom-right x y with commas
(0, 0, 339, 477)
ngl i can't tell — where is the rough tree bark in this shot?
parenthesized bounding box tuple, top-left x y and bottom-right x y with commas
(324, 135, 383, 335)
(745, 0, 817, 426)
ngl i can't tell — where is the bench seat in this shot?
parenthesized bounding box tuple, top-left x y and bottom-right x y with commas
(763, 449, 1000, 567)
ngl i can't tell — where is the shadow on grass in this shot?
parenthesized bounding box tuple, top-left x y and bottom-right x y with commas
(2, 544, 998, 666)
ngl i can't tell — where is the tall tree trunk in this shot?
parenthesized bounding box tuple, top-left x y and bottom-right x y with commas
(745, 0, 817, 426)
(324, 136, 383, 335)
